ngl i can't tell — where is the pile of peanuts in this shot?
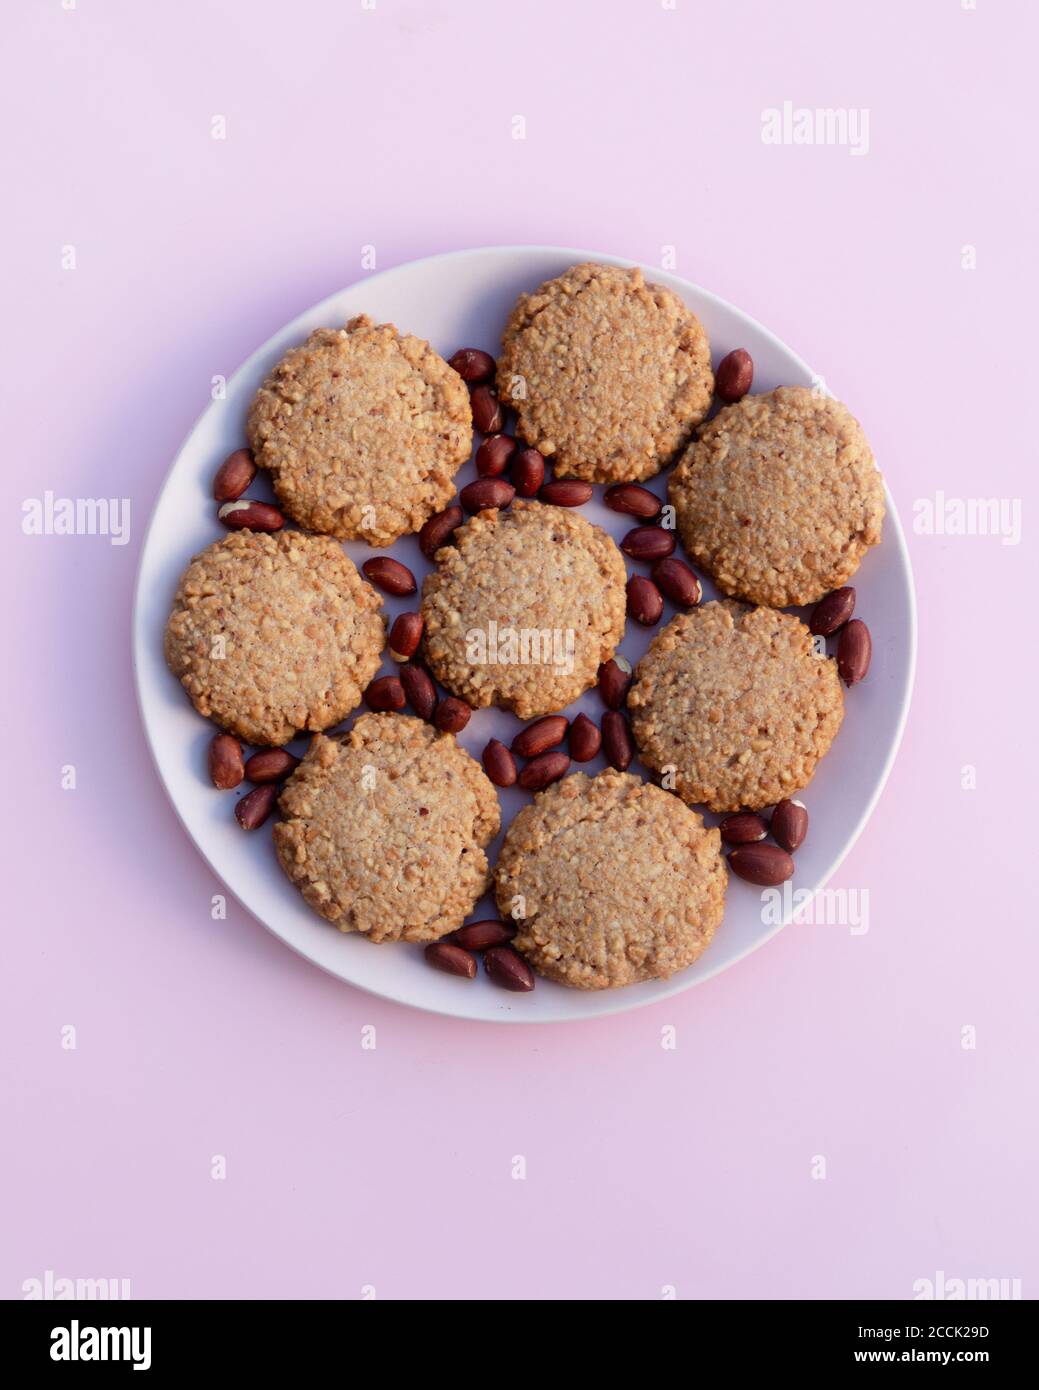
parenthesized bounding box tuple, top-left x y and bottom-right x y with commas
(201, 341, 874, 990)
(207, 736, 297, 829)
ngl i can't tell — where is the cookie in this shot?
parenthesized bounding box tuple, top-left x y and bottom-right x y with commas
(164, 530, 384, 746)
(420, 500, 627, 719)
(494, 770, 726, 989)
(628, 601, 844, 812)
(274, 713, 500, 942)
(247, 316, 472, 546)
(496, 263, 713, 483)
(668, 386, 884, 607)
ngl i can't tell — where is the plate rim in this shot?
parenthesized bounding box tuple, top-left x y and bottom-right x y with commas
(131, 243, 917, 1024)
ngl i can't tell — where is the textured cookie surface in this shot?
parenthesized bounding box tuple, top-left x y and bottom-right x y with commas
(495, 770, 726, 989)
(164, 530, 384, 746)
(669, 386, 884, 607)
(274, 714, 500, 942)
(496, 263, 713, 483)
(421, 500, 627, 719)
(247, 316, 472, 545)
(628, 601, 844, 812)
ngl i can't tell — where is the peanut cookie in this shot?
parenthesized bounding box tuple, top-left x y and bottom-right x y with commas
(628, 601, 844, 812)
(274, 713, 499, 942)
(494, 770, 726, 989)
(247, 316, 472, 546)
(496, 263, 713, 483)
(164, 530, 384, 746)
(669, 386, 884, 607)
(421, 500, 627, 719)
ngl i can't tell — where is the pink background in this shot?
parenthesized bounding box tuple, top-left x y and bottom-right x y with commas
(3, 0, 1036, 1300)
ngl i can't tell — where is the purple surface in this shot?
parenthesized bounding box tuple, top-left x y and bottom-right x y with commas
(2, 0, 1035, 1299)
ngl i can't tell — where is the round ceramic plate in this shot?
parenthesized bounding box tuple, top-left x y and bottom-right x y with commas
(133, 245, 916, 1023)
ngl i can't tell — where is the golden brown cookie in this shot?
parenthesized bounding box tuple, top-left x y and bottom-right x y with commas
(496, 263, 713, 483)
(164, 530, 384, 746)
(274, 714, 500, 942)
(668, 386, 884, 607)
(494, 770, 726, 989)
(628, 601, 844, 812)
(420, 500, 627, 720)
(247, 316, 472, 546)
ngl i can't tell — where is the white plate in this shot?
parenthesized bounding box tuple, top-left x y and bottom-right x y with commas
(133, 246, 916, 1023)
